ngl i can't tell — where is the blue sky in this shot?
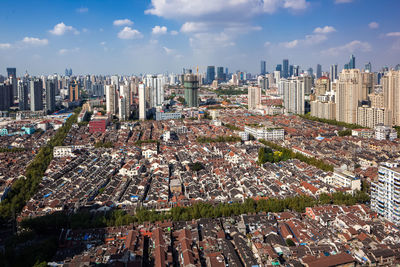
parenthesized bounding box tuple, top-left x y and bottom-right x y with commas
(0, 0, 399, 75)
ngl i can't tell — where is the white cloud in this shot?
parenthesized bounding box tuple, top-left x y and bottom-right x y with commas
(264, 41, 271, 47)
(117, 27, 143, 39)
(282, 26, 334, 48)
(321, 40, 371, 56)
(368, 22, 379, 29)
(59, 48, 80, 55)
(282, 40, 299, 48)
(283, 0, 309, 10)
(113, 19, 133, 26)
(181, 22, 208, 33)
(335, 0, 354, 3)
(49, 22, 79, 35)
(76, 7, 88, 13)
(163, 46, 174, 54)
(313, 26, 336, 34)
(190, 32, 236, 51)
(100, 41, 106, 46)
(145, 0, 310, 19)
(387, 32, 400, 37)
(0, 43, 11, 49)
(171, 30, 179, 35)
(152, 25, 168, 35)
(22, 37, 49, 46)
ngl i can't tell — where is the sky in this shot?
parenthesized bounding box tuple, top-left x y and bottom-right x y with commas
(0, 0, 399, 76)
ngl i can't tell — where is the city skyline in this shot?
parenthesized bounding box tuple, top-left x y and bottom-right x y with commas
(0, 0, 399, 75)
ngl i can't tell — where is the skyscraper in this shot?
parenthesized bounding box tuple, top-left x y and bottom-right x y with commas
(276, 64, 282, 74)
(330, 64, 338, 81)
(105, 84, 117, 115)
(382, 70, 400, 125)
(260, 60, 266, 75)
(315, 77, 330, 97)
(45, 80, 56, 113)
(7, 68, 16, 78)
(248, 86, 261, 110)
(349, 54, 356, 69)
(139, 83, 146, 120)
(316, 64, 322, 79)
(307, 68, 313, 76)
(336, 69, 362, 124)
(7, 67, 16, 104)
(293, 65, 300, 77)
(217, 67, 224, 82)
(119, 85, 131, 120)
(283, 59, 289, 78)
(0, 84, 12, 111)
(30, 79, 43, 111)
(17, 80, 29, 111)
(69, 81, 79, 102)
(289, 65, 294, 77)
(184, 74, 199, 107)
(365, 62, 372, 72)
(281, 77, 305, 114)
(144, 74, 165, 108)
(206, 66, 215, 84)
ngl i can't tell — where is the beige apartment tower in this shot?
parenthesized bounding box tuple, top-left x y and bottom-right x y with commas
(382, 70, 400, 125)
(336, 69, 363, 124)
(248, 86, 261, 110)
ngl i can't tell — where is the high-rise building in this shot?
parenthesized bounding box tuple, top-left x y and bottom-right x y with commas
(105, 84, 117, 115)
(30, 79, 43, 111)
(307, 68, 313, 76)
(217, 67, 224, 82)
(349, 54, 356, 69)
(7, 68, 16, 78)
(45, 80, 56, 113)
(316, 64, 322, 79)
(144, 74, 165, 108)
(357, 106, 391, 128)
(289, 65, 294, 77)
(315, 77, 330, 97)
(365, 62, 372, 72)
(330, 64, 338, 81)
(361, 72, 374, 99)
(336, 69, 362, 124)
(69, 81, 79, 102)
(281, 77, 305, 114)
(283, 59, 289, 78)
(65, 68, 69, 76)
(7, 67, 16, 104)
(0, 84, 12, 111)
(184, 74, 199, 107)
(311, 94, 336, 121)
(276, 64, 282, 74)
(248, 86, 261, 110)
(139, 83, 146, 120)
(371, 162, 400, 225)
(17, 80, 29, 110)
(382, 70, 400, 125)
(293, 65, 300, 77)
(119, 85, 131, 120)
(206, 66, 215, 84)
(260, 60, 266, 75)
(69, 68, 73, 76)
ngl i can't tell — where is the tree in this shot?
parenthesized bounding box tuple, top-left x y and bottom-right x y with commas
(286, 238, 296, 247)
